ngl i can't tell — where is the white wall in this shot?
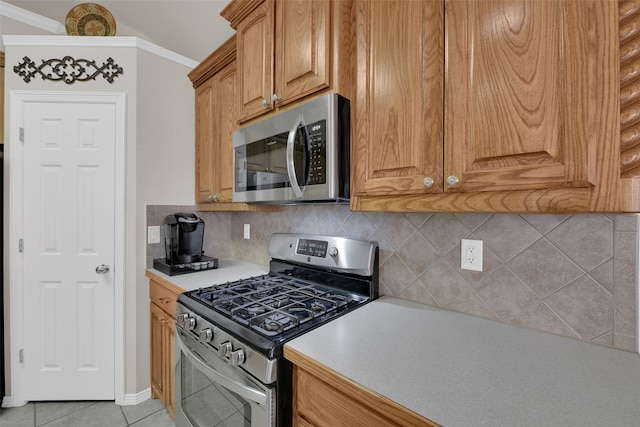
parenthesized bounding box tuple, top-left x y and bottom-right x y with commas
(135, 49, 194, 391)
(0, 16, 55, 51)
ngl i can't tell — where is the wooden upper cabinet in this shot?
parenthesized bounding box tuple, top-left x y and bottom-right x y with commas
(190, 36, 283, 212)
(353, 0, 618, 212)
(216, 63, 238, 202)
(224, 0, 352, 124)
(445, 0, 596, 193)
(236, 0, 275, 121)
(275, 0, 330, 105)
(191, 38, 237, 207)
(353, 0, 444, 196)
(195, 79, 216, 205)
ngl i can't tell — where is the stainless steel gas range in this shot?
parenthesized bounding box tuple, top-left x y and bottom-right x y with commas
(174, 233, 379, 427)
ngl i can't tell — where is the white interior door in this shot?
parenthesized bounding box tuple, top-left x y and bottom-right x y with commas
(21, 99, 116, 400)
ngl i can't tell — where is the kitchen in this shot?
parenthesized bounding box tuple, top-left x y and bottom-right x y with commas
(3, 0, 640, 426)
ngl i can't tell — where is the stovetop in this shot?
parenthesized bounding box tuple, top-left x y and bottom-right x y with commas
(177, 233, 379, 361)
(186, 273, 366, 337)
(178, 266, 373, 358)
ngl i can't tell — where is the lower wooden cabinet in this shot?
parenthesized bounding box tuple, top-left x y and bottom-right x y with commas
(285, 347, 438, 427)
(148, 275, 182, 418)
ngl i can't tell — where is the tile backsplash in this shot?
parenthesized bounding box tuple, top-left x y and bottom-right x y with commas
(147, 205, 638, 352)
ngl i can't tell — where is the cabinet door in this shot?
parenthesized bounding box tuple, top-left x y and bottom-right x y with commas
(445, 0, 596, 192)
(195, 80, 215, 204)
(275, 0, 330, 106)
(195, 63, 237, 205)
(215, 62, 237, 202)
(237, 0, 275, 122)
(150, 302, 176, 417)
(150, 303, 167, 402)
(352, 0, 444, 196)
(165, 319, 175, 417)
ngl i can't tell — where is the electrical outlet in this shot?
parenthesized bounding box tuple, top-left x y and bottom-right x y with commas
(244, 224, 251, 239)
(148, 226, 160, 244)
(461, 239, 483, 271)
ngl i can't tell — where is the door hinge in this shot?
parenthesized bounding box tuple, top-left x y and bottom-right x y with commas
(19, 349, 24, 363)
(18, 239, 23, 253)
(19, 127, 24, 142)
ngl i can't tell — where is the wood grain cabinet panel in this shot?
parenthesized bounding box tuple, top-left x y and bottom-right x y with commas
(189, 37, 282, 212)
(352, 0, 444, 195)
(194, 61, 236, 205)
(236, 0, 275, 122)
(149, 279, 179, 418)
(192, 38, 238, 208)
(275, 0, 330, 106)
(195, 79, 216, 205)
(352, 0, 619, 213)
(445, 0, 595, 192)
(224, 0, 353, 124)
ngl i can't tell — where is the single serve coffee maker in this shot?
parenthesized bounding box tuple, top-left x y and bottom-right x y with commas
(153, 213, 218, 276)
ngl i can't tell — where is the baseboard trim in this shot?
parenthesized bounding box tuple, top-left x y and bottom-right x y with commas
(1, 395, 26, 408)
(2, 388, 151, 408)
(121, 388, 152, 406)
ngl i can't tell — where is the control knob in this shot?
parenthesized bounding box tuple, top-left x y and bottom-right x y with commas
(229, 349, 245, 366)
(218, 341, 232, 358)
(328, 246, 339, 257)
(177, 313, 196, 330)
(199, 328, 213, 343)
(184, 317, 196, 330)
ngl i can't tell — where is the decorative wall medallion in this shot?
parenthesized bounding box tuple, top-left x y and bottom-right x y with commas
(13, 56, 123, 84)
(65, 3, 117, 36)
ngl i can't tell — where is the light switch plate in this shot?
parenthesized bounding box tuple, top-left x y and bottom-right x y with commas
(148, 226, 160, 244)
(244, 224, 251, 239)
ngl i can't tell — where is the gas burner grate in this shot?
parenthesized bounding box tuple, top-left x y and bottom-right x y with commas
(191, 273, 356, 337)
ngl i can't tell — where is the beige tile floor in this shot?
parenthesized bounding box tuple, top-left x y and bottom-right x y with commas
(0, 399, 173, 427)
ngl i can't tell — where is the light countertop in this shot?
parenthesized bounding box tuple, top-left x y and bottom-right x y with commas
(146, 258, 268, 292)
(285, 296, 640, 426)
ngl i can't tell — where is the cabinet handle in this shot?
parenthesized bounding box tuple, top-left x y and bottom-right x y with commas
(261, 98, 269, 107)
(208, 194, 218, 202)
(447, 175, 460, 187)
(423, 177, 434, 188)
(271, 94, 281, 104)
(158, 297, 166, 303)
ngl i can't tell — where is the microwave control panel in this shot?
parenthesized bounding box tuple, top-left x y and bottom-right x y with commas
(307, 120, 327, 185)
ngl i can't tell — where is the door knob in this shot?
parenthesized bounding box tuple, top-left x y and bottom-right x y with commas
(95, 264, 110, 274)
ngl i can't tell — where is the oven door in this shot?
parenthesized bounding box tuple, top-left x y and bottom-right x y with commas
(175, 329, 275, 427)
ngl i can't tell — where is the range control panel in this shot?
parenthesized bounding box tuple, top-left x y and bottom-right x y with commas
(296, 239, 329, 258)
(268, 233, 378, 276)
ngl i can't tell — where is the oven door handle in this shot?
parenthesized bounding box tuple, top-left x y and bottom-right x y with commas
(177, 334, 268, 406)
(286, 114, 305, 199)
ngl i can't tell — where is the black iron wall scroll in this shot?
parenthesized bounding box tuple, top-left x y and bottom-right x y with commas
(13, 56, 123, 84)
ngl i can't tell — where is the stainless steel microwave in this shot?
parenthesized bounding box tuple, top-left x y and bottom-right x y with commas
(232, 93, 350, 204)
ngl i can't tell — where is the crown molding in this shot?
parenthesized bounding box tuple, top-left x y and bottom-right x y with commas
(0, 1, 65, 34)
(2, 35, 199, 69)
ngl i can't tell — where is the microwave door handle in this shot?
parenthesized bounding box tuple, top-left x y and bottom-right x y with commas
(286, 114, 305, 199)
(177, 334, 267, 406)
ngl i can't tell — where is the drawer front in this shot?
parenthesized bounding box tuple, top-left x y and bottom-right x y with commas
(150, 281, 179, 318)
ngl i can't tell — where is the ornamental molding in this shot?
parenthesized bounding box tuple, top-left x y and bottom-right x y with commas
(13, 56, 123, 84)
